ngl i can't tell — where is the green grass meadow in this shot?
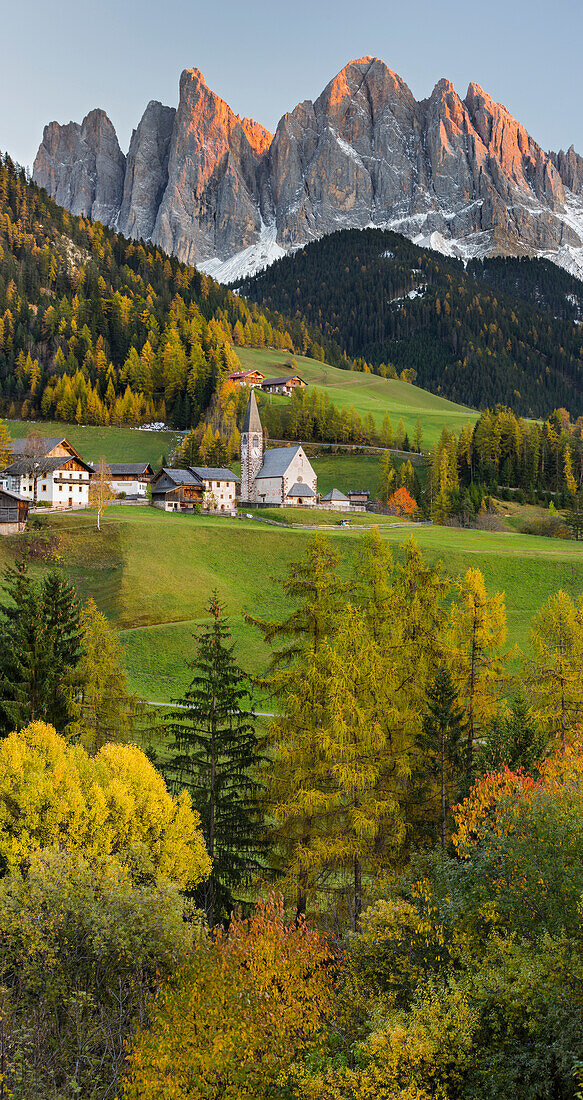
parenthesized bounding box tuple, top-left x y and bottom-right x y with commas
(4, 506, 583, 704)
(236, 347, 478, 448)
(4, 420, 183, 468)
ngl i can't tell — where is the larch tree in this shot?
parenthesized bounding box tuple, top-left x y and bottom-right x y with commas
(0, 421, 12, 467)
(527, 590, 583, 745)
(89, 456, 115, 530)
(250, 533, 349, 920)
(67, 598, 141, 753)
(447, 567, 507, 787)
(165, 592, 262, 925)
(318, 605, 409, 930)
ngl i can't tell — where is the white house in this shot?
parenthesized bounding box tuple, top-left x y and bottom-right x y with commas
(89, 462, 153, 497)
(240, 390, 317, 506)
(150, 466, 239, 512)
(3, 437, 92, 509)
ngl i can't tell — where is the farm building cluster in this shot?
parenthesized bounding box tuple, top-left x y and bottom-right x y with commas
(0, 387, 371, 529)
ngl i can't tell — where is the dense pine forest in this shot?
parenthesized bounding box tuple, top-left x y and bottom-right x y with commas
(0, 153, 341, 432)
(238, 228, 583, 418)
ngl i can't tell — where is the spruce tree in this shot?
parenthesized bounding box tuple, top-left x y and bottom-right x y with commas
(0, 561, 80, 735)
(416, 667, 466, 848)
(165, 593, 262, 925)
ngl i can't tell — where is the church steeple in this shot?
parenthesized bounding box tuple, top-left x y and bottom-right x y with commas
(240, 389, 263, 502)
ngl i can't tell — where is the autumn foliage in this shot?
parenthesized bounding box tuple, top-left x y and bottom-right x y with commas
(123, 893, 334, 1099)
(386, 486, 418, 515)
(0, 722, 210, 887)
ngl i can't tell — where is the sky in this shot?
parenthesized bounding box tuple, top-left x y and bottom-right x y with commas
(1, 0, 582, 169)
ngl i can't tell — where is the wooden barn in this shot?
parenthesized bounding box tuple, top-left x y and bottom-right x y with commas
(0, 487, 29, 533)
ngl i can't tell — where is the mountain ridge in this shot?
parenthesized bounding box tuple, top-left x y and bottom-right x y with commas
(33, 57, 583, 282)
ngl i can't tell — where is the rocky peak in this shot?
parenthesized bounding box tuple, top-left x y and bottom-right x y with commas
(33, 108, 125, 225)
(118, 101, 176, 241)
(32, 59, 583, 282)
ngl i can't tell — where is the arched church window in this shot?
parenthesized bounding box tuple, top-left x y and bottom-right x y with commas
(252, 435, 259, 448)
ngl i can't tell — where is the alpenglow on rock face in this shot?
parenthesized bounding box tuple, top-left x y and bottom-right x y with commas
(33, 57, 583, 281)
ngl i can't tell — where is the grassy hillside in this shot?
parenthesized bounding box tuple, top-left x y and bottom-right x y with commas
(237, 347, 477, 448)
(4, 420, 183, 468)
(238, 227, 583, 418)
(6, 507, 583, 704)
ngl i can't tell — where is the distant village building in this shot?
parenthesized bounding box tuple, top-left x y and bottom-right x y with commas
(261, 374, 307, 396)
(240, 390, 317, 506)
(227, 369, 265, 389)
(347, 489, 370, 507)
(150, 467, 239, 512)
(321, 488, 350, 510)
(89, 462, 153, 497)
(2, 437, 91, 509)
(0, 487, 29, 533)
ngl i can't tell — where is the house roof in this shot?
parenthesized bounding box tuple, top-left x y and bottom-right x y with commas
(254, 445, 302, 479)
(151, 467, 201, 487)
(322, 488, 349, 501)
(0, 487, 29, 504)
(287, 482, 316, 498)
(3, 455, 93, 476)
(100, 462, 153, 477)
(241, 389, 262, 434)
(189, 467, 240, 483)
(9, 436, 65, 456)
(228, 370, 264, 380)
(262, 375, 305, 387)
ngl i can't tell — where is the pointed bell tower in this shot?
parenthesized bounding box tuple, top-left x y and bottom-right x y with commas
(240, 389, 263, 502)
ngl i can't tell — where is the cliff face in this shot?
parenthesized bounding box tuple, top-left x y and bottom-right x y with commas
(33, 58, 583, 281)
(34, 109, 125, 226)
(117, 101, 176, 241)
(151, 68, 272, 265)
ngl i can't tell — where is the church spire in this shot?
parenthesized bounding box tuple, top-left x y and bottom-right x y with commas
(242, 388, 262, 434)
(240, 389, 263, 502)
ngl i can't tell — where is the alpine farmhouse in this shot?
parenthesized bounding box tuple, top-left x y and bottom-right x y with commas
(2, 437, 92, 509)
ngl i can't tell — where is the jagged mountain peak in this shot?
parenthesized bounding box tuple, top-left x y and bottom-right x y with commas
(33, 58, 583, 283)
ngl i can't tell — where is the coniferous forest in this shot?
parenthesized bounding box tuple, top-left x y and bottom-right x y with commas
(0, 153, 340, 431)
(238, 227, 583, 417)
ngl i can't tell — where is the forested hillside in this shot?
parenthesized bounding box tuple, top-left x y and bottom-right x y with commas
(238, 228, 583, 418)
(0, 153, 340, 432)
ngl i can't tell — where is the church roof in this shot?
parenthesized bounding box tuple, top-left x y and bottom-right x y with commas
(241, 389, 262, 434)
(288, 482, 316, 497)
(254, 445, 302, 479)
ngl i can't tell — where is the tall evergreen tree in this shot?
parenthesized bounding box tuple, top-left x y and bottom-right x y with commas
(249, 533, 349, 919)
(415, 667, 466, 848)
(0, 561, 81, 735)
(165, 593, 262, 925)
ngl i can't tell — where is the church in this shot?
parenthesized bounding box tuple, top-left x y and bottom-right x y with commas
(240, 390, 318, 507)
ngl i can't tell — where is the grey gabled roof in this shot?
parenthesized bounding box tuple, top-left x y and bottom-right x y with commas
(3, 455, 78, 476)
(322, 488, 349, 502)
(241, 389, 262, 434)
(262, 375, 305, 387)
(254, 445, 302, 479)
(287, 482, 316, 498)
(104, 463, 153, 477)
(0, 486, 29, 504)
(9, 436, 65, 456)
(151, 467, 201, 488)
(189, 467, 240, 483)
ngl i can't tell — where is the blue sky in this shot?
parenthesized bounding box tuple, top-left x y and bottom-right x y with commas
(2, 0, 581, 168)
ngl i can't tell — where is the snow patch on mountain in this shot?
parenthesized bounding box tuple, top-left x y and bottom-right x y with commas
(197, 223, 286, 283)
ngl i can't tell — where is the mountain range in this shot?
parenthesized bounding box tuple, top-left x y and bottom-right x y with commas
(32, 56, 583, 282)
